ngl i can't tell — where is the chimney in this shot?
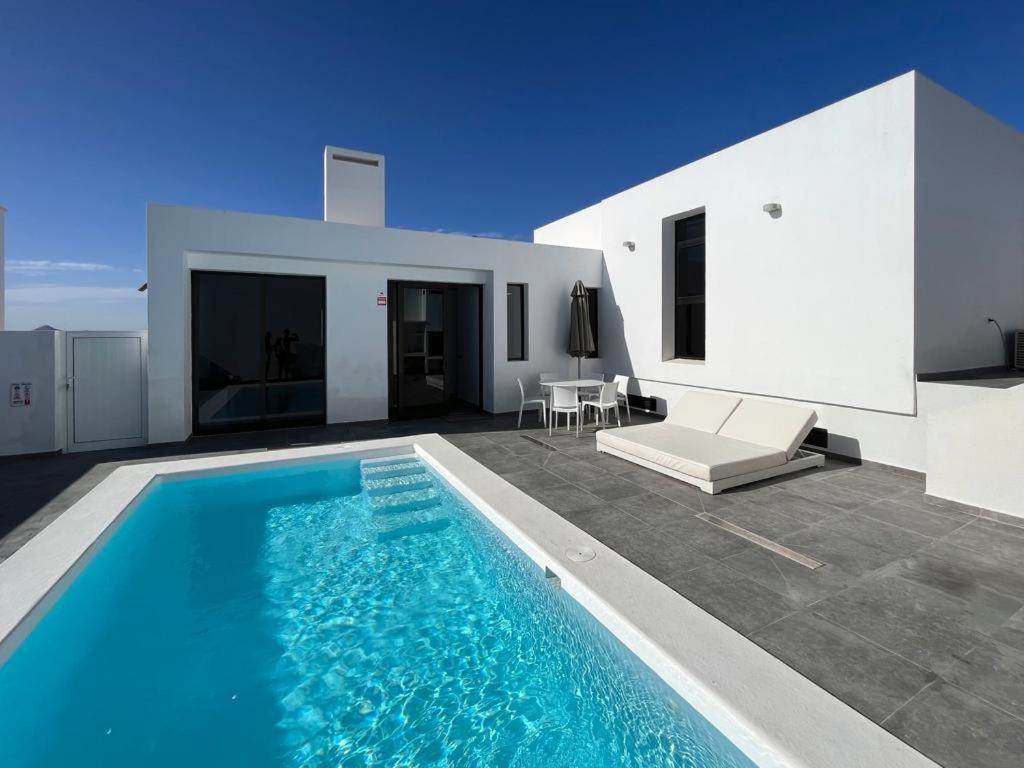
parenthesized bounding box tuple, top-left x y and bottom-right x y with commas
(323, 146, 385, 227)
(0, 206, 6, 330)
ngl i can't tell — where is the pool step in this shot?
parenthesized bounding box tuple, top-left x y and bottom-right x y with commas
(377, 517, 451, 543)
(359, 455, 450, 538)
(363, 472, 434, 496)
(359, 455, 443, 513)
(360, 454, 419, 468)
(368, 487, 441, 514)
(360, 457, 424, 481)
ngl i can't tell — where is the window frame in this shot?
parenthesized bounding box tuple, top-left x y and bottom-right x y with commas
(506, 282, 527, 361)
(673, 213, 706, 361)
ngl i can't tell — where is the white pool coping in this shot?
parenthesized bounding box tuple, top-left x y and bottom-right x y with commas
(0, 434, 937, 768)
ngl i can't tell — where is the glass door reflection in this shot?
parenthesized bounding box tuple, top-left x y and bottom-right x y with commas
(192, 271, 325, 434)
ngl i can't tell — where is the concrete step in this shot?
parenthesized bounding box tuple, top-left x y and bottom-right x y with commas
(363, 472, 434, 496)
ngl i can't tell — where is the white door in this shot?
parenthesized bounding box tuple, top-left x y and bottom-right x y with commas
(66, 332, 147, 452)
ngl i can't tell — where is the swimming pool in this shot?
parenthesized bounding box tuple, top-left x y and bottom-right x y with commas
(0, 450, 760, 767)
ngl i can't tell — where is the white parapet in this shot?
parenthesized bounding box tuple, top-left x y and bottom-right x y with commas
(927, 382, 1024, 519)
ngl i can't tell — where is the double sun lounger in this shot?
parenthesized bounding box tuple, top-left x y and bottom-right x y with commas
(596, 391, 824, 494)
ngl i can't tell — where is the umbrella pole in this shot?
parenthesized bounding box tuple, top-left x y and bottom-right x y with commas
(577, 356, 581, 379)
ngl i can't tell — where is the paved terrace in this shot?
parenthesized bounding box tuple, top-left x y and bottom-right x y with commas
(2, 412, 1023, 768)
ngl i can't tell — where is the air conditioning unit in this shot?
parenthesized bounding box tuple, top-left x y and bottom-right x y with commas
(1014, 331, 1024, 370)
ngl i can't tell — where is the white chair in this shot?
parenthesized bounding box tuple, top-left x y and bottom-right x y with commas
(581, 372, 605, 402)
(549, 385, 581, 437)
(539, 372, 559, 410)
(613, 374, 632, 423)
(584, 381, 621, 428)
(515, 378, 547, 429)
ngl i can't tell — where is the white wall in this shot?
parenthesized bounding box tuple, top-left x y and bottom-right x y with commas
(148, 205, 602, 443)
(927, 383, 1024, 518)
(0, 330, 64, 457)
(324, 147, 385, 227)
(535, 201, 603, 251)
(914, 74, 1024, 373)
(625, 378, 990, 473)
(537, 73, 918, 417)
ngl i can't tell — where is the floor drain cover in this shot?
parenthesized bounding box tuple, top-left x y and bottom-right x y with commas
(564, 546, 596, 562)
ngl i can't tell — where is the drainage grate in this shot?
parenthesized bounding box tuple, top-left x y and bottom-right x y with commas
(520, 435, 558, 451)
(696, 513, 824, 570)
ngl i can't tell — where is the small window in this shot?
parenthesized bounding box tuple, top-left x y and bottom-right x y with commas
(674, 213, 705, 359)
(585, 287, 599, 358)
(507, 283, 527, 361)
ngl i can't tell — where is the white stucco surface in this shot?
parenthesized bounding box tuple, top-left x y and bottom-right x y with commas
(927, 383, 1024, 518)
(537, 73, 918, 417)
(323, 146, 386, 227)
(0, 330, 64, 457)
(536, 71, 1024, 474)
(914, 76, 1024, 373)
(147, 205, 602, 443)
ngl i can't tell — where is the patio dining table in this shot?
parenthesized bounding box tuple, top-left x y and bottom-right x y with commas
(539, 379, 605, 436)
(538, 378, 605, 390)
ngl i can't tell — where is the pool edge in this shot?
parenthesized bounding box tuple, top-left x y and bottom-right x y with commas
(0, 434, 937, 768)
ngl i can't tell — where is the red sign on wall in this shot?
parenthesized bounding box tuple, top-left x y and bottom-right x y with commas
(377, 292, 387, 306)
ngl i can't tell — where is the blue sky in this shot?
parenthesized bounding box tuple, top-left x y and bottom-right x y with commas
(2, 0, 1023, 329)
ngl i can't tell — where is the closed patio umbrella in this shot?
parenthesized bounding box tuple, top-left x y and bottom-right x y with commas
(568, 280, 596, 378)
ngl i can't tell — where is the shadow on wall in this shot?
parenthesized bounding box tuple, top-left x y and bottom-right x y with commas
(598, 257, 676, 418)
(598, 259, 640, 398)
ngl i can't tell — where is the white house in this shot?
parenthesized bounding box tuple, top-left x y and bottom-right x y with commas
(7, 71, 1022, 512)
(146, 156, 604, 443)
(535, 71, 1024, 472)
(146, 71, 1024, 478)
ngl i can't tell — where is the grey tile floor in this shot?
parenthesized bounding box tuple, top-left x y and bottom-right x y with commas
(2, 411, 1023, 767)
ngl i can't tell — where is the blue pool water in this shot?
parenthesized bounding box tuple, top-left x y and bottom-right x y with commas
(0, 455, 757, 767)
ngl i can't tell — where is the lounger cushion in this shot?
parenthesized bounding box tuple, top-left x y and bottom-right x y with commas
(597, 423, 786, 481)
(663, 390, 742, 433)
(716, 399, 817, 460)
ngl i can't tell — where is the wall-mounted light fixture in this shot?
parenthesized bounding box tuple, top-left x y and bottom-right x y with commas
(988, 317, 1012, 370)
(762, 203, 782, 219)
(622, 241, 635, 251)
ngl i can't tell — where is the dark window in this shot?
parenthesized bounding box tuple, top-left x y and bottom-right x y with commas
(192, 271, 325, 433)
(507, 283, 526, 361)
(585, 287, 599, 358)
(674, 213, 705, 359)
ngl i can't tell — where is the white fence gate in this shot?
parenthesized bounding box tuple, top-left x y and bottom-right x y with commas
(65, 331, 148, 452)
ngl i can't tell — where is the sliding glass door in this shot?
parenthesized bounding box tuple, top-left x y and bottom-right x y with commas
(192, 271, 325, 433)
